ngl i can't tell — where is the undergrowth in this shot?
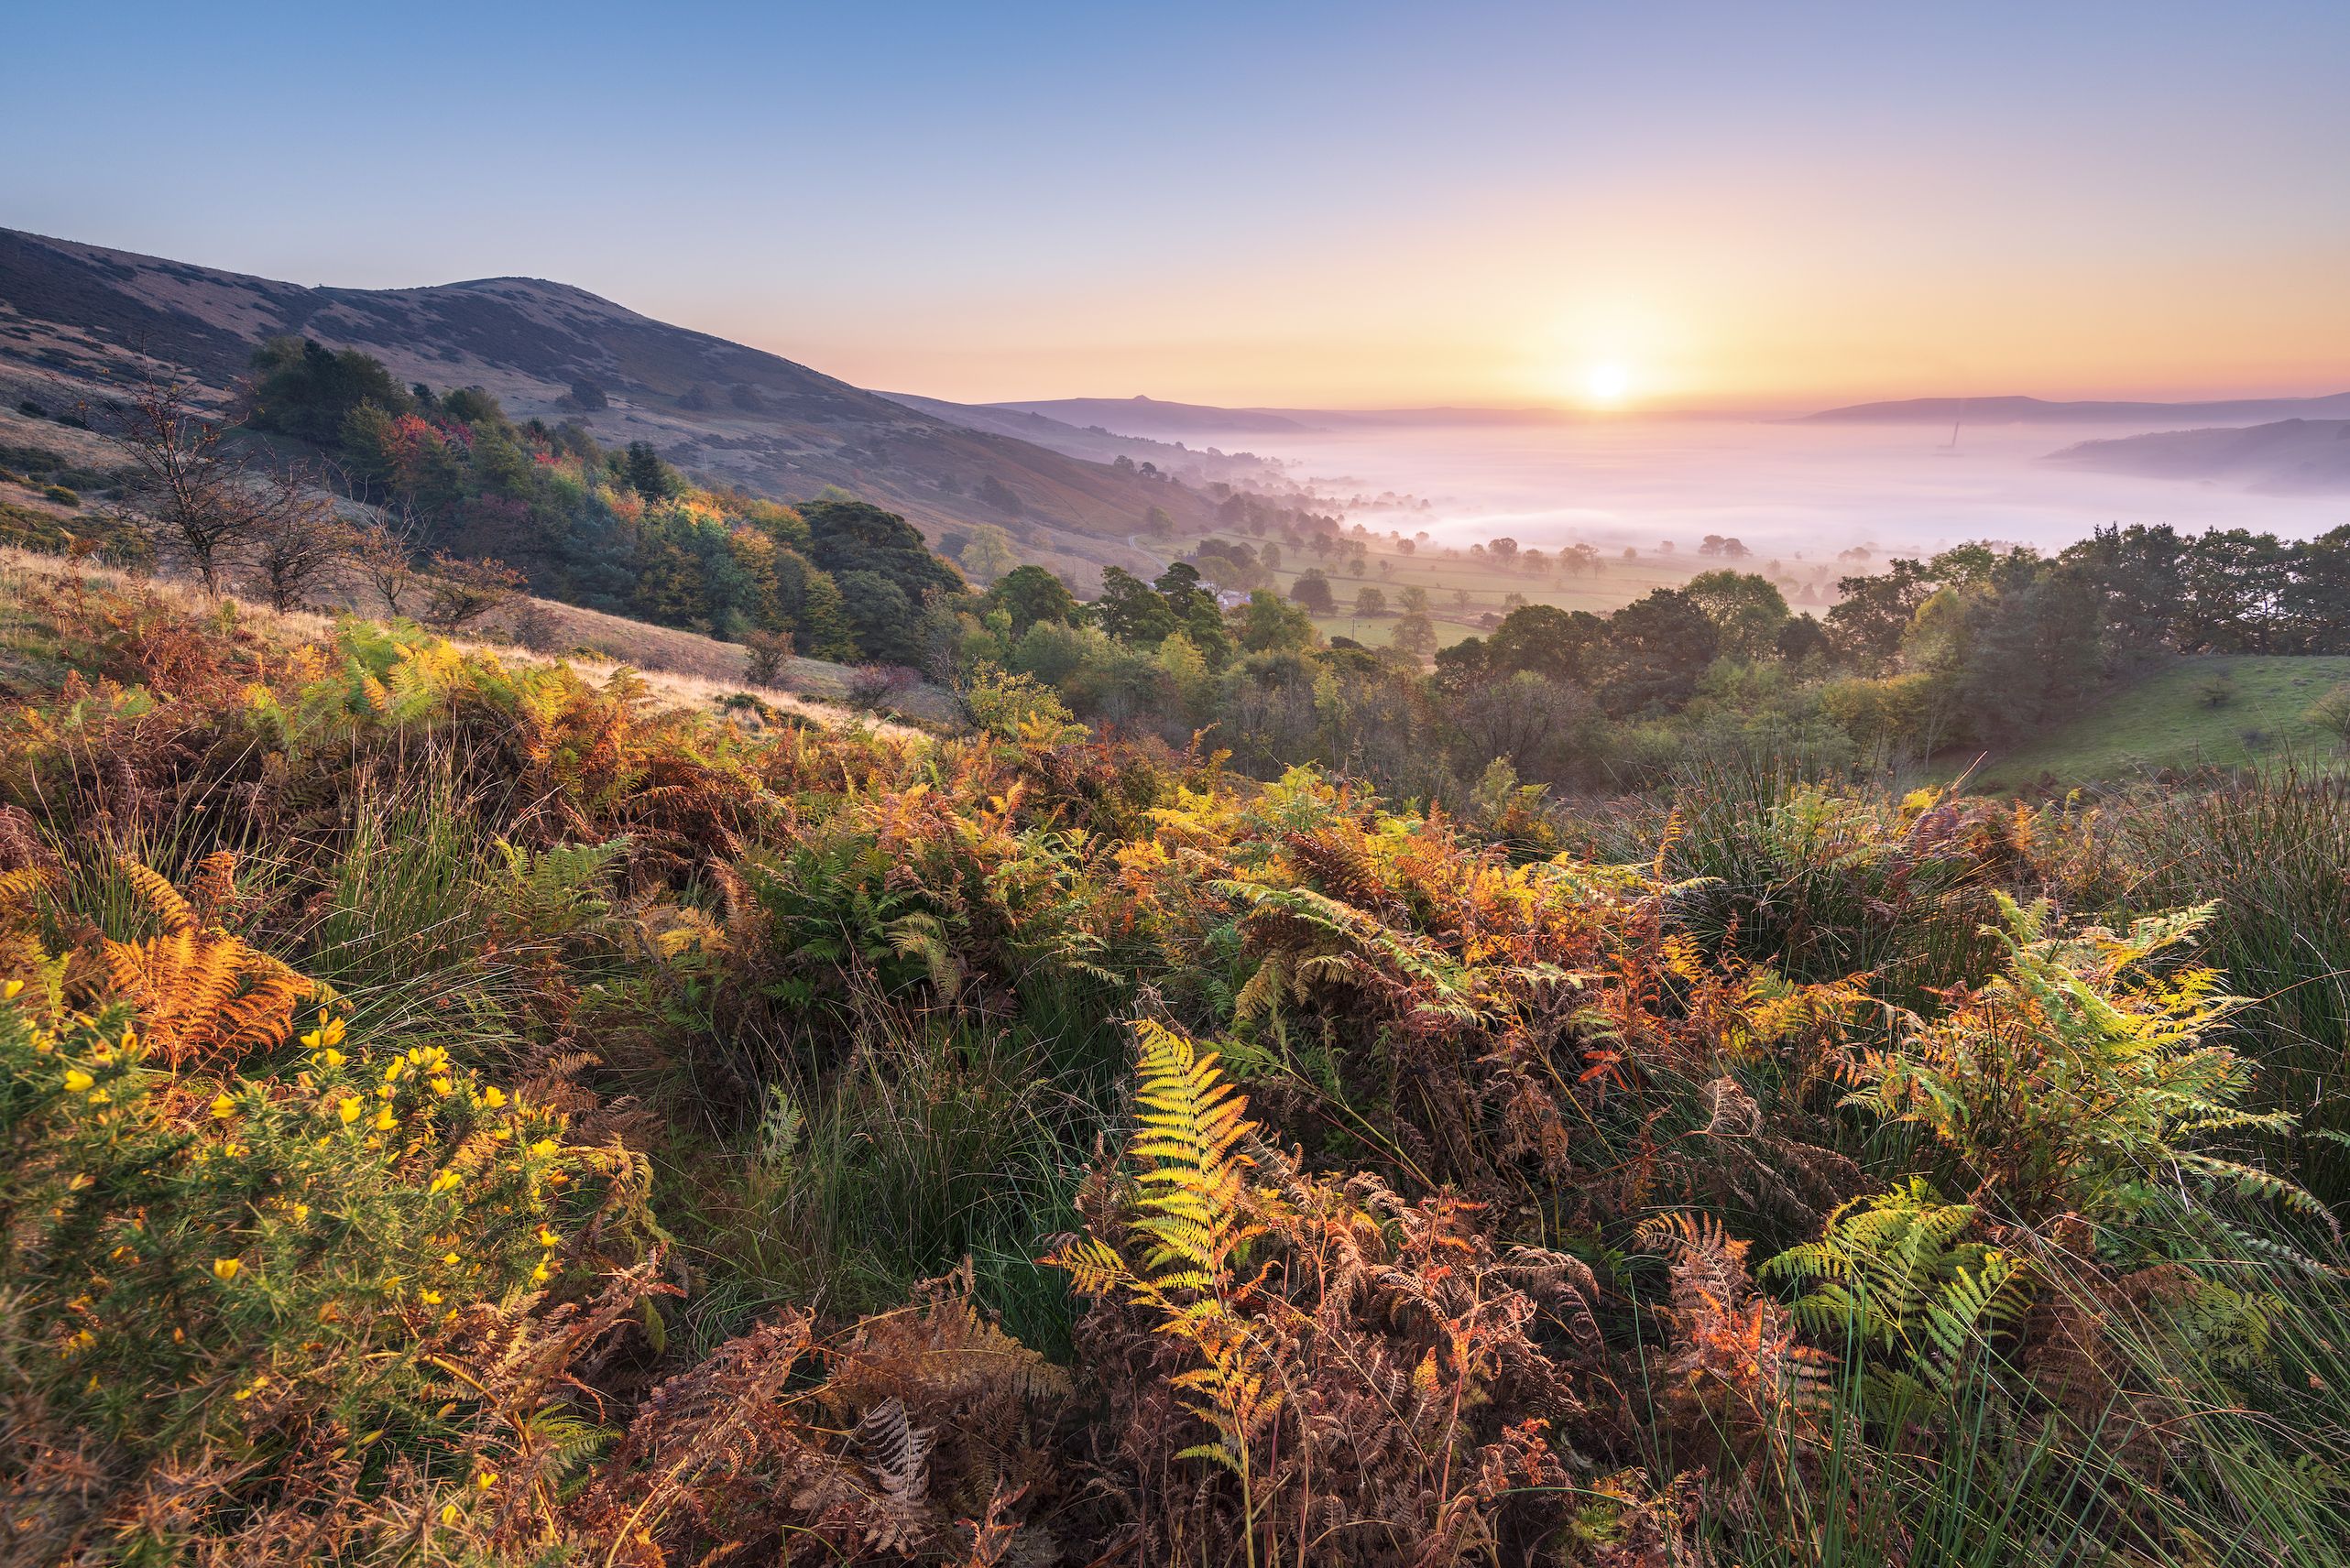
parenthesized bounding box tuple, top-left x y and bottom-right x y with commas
(1, 567, 2344, 1564)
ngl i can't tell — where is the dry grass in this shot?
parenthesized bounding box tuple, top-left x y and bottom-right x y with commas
(0, 544, 935, 743)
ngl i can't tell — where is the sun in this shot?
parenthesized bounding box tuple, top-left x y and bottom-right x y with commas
(1583, 362, 1632, 407)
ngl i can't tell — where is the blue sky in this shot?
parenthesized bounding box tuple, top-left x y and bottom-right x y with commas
(8, 2, 2347, 406)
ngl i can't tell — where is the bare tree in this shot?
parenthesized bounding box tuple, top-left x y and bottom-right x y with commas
(350, 503, 426, 618)
(101, 375, 269, 595)
(242, 466, 358, 611)
(420, 552, 527, 632)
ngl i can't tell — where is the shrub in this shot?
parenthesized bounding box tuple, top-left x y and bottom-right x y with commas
(0, 874, 631, 1558)
(1843, 894, 2311, 1231)
(40, 484, 78, 507)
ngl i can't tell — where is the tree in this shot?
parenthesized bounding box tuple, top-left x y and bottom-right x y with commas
(1487, 537, 1520, 568)
(625, 441, 676, 500)
(1233, 591, 1319, 653)
(1450, 670, 1592, 779)
(801, 497, 967, 609)
(242, 469, 356, 611)
(836, 569, 918, 662)
(1682, 570, 1790, 660)
(956, 523, 1020, 583)
(1594, 589, 1719, 716)
(1391, 609, 1437, 660)
(1142, 504, 1175, 538)
(987, 564, 1080, 637)
(420, 553, 526, 632)
(1397, 585, 1431, 615)
(1354, 586, 1389, 618)
(1091, 566, 1178, 646)
(246, 337, 410, 446)
(977, 474, 1024, 515)
(566, 379, 609, 411)
(1483, 604, 1603, 683)
(1289, 569, 1335, 615)
(105, 375, 275, 596)
(351, 504, 425, 618)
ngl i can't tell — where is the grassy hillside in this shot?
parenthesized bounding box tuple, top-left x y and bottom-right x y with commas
(1973, 654, 2350, 789)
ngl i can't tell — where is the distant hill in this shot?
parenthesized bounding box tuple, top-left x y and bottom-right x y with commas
(878, 390, 1290, 487)
(1800, 391, 2350, 426)
(2046, 418, 2350, 494)
(0, 227, 1222, 581)
(986, 396, 1324, 440)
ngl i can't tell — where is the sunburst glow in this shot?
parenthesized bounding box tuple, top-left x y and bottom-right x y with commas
(1584, 362, 1632, 407)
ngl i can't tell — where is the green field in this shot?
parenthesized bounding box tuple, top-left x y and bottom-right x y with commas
(1971, 655, 2350, 789)
(1192, 528, 1829, 649)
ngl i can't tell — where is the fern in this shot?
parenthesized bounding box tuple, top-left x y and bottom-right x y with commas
(1763, 1180, 2028, 1397)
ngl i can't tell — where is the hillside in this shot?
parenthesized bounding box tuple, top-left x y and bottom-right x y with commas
(877, 389, 1292, 488)
(1800, 389, 2350, 425)
(1970, 653, 2350, 789)
(987, 394, 1322, 439)
(0, 227, 1230, 585)
(2046, 417, 2350, 494)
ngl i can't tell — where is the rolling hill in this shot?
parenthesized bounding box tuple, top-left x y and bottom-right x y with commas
(2045, 418, 2350, 494)
(1799, 390, 2350, 426)
(0, 227, 1223, 584)
(1967, 654, 2350, 789)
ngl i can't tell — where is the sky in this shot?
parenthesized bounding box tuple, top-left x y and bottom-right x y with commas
(6, 1, 2348, 410)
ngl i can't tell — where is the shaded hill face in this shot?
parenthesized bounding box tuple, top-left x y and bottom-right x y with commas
(1801, 390, 2350, 426)
(989, 395, 1326, 440)
(0, 227, 1211, 583)
(2047, 418, 2350, 494)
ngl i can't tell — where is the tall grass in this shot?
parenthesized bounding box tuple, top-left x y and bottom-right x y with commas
(2080, 763, 2350, 1202)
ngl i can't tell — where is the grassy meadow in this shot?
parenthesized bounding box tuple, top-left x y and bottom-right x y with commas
(1970, 654, 2350, 789)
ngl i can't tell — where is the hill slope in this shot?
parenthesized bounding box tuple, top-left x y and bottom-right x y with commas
(2046, 418, 2350, 494)
(0, 227, 1219, 583)
(1971, 654, 2350, 789)
(1801, 391, 2350, 426)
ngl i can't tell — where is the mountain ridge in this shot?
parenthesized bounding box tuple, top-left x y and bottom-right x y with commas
(0, 226, 1221, 584)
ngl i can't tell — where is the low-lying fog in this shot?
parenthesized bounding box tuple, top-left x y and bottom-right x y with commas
(1225, 418, 2342, 560)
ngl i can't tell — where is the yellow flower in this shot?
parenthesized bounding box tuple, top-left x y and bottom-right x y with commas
(430, 1075, 454, 1096)
(440, 1502, 460, 1526)
(210, 1092, 238, 1119)
(383, 1060, 404, 1083)
(4, 978, 22, 999)
(212, 1258, 242, 1281)
(290, 1203, 311, 1223)
(337, 1097, 362, 1125)
(475, 1470, 497, 1489)
(69, 1172, 93, 1192)
(62, 1329, 94, 1356)
(528, 1138, 559, 1159)
(63, 1069, 94, 1093)
(234, 1374, 269, 1400)
(443, 1250, 462, 1266)
(536, 1226, 559, 1247)
(222, 1141, 246, 1157)
(421, 1289, 443, 1305)
(316, 1047, 346, 1067)
(479, 1086, 507, 1109)
(428, 1170, 462, 1196)
(375, 1105, 397, 1131)
(530, 1260, 552, 1284)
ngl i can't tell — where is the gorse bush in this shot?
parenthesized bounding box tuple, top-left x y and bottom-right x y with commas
(0, 866, 633, 1560)
(0, 562, 2345, 1563)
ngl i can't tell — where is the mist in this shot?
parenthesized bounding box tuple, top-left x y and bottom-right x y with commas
(1221, 416, 2345, 562)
